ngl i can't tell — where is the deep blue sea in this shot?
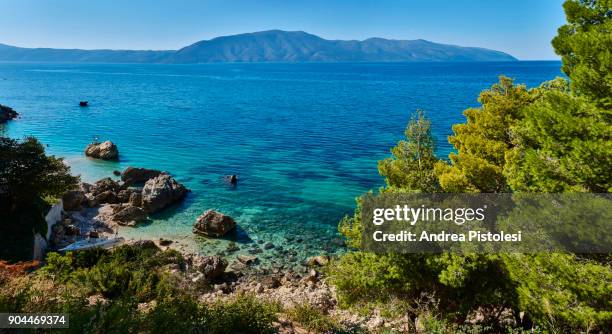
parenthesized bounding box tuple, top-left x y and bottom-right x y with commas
(0, 61, 562, 265)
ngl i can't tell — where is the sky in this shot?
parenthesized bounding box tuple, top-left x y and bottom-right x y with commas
(0, 0, 566, 60)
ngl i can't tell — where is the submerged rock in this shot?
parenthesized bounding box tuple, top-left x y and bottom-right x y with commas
(141, 174, 188, 213)
(84, 141, 119, 160)
(192, 210, 236, 237)
(0, 104, 18, 123)
(237, 255, 258, 265)
(121, 166, 163, 185)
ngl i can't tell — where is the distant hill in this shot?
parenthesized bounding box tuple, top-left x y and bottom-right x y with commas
(0, 30, 517, 63)
(0, 43, 173, 63)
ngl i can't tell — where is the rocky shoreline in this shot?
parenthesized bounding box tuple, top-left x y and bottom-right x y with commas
(48, 167, 394, 332)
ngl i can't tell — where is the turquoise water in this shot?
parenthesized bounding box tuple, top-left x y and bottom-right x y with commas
(0, 61, 562, 264)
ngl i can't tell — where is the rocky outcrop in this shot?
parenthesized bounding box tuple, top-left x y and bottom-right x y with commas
(192, 210, 236, 237)
(129, 192, 142, 207)
(192, 255, 228, 280)
(90, 178, 121, 196)
(94, 190, 119, 204)
(110, 204, 147, 226)
(62, 190, 85, 211)
(84, 141, 119, 160)
(141, 174, 188, 213)
(121, 166, 163, 185)
(0, 104, 18, 123)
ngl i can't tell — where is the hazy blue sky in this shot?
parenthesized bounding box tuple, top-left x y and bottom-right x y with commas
(0, 0, 566, 60)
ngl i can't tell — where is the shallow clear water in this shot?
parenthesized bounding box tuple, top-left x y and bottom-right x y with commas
(0, 61, 562, 266)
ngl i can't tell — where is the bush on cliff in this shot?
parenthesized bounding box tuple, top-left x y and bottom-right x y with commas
(0, 244, 280, 334)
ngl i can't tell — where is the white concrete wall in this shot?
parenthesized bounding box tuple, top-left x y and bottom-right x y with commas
(32, 200, 63, 261)
(44, 200, 63, 240)
(32, 233, 48, 261)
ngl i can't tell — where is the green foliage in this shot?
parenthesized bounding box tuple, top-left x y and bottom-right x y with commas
(503, 253, 612, 332)
(204, 293, 280, 334)
(40, 244, 186, 301)
(0, 136, 78, 210)
(287, 303, 340, 333)
(435, 77, 535, 193)
(552, 0, 612, 108)
(332, 48, 611, 331)
(505, 81, 612, 192)
(328, 252, 517, 318)
(1, 245, 280, 334)
(338, 195, 366, 249)
(0, 136, 79, 262)
(378, 110, 440, 192)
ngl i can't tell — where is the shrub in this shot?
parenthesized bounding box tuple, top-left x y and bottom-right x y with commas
(287, 303, 339, 333)
(204, 293, 280, 334)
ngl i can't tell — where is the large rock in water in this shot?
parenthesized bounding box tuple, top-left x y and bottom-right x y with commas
(0, 104, 18, 123)
(141, 174, 188, 213)
(111, 205, 147, 226)
(84, 141, 119, 160)
(192, 210, 236, 237)
(121, 166, 162, 185)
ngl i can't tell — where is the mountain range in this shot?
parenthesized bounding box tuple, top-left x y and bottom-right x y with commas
(0, 30, 517, 63)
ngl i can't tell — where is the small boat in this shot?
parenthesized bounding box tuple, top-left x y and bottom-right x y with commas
(79, 101, 89, 107)
(59, 237, 124, 252)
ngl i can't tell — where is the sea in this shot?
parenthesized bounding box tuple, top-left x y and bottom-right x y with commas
(0, 61, 563, 267)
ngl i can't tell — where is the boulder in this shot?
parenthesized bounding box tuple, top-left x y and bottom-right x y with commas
(261, 276, 281, 289)
(117, 189, 133, 203)
(224, 174, 238, 185)
(64, 225, 80, 236)
(192, 210, 236, 237)
(94, 190, 119, 204)
(90, 177, 120, 196)
(62, 190, 85, 211)
(192, 255, 228, 280)
(237, 255, 258, 265)
(84, 141, 119, 160)
(121, 166, 163, 185)
(0, 104, 18, 123)
(79, 182, 93, 194)
(129, 192, 143, 207)
(159, 238, 173, 246)
(111, 205, 147, 226)
(307, 255, 330, 267)
(141, 174, 188, 213)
